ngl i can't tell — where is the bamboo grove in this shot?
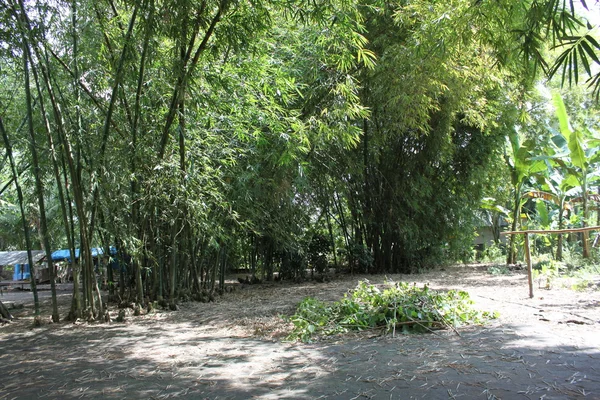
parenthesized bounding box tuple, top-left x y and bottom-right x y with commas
(0, 0, 598, 321)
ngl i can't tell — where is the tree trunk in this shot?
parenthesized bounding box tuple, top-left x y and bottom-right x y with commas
(333, 191, 351, 269)
(491, 213, 501, 244)
(28, 10, 93, 318)
(158, 5, 224, 159)
(219, 246, 226, 292)
(65, 0, 82, 319)
(41, 91, 74, 316)
(262, 238, 274, 282)
(130, 0, 154, 306)
(556, 202, 565, 261)
(250, 234, 257, 278)
(507, 185, 522, 265)
(211, 248, 219, 292)
(0, 117, 41, 324)
(325, 204, 338, 269)
(582, 177, 590, 258)
(19, 22, 64, 322)
(190, 236, 201, 294)
(597, 186, 600, 227)
(157, 239, 164, 301)
(169, 223, 178, 306)
(21, 38, 60, 323)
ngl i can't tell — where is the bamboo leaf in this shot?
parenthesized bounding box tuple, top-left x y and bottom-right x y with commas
(581, 38, 600, 64)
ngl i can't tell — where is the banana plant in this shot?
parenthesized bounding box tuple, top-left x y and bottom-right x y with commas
(479, 197, 510, 245)
(504, 130, 547, 264)
(551, 92, 600, 258)
(524, 170, 578, 260)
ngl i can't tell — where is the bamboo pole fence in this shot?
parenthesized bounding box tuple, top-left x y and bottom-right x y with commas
(501, 226, 600, 298)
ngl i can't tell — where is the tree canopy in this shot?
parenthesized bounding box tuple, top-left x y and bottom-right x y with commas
(0, 0, 598, 321)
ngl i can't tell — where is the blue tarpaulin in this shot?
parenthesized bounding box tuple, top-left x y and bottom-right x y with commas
(13, 264, 30, 280)
(51, 247, 117, 262)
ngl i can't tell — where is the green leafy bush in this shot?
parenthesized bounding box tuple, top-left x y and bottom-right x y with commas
(482, 244, 505, 263)
(285, 280, 497, 342)
(487, 265, 510, 275)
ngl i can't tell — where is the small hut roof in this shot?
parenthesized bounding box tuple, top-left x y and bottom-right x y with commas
(0, 251, 45, 266)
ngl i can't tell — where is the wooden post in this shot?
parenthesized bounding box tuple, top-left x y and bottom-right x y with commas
(523, 233, 533, 299)
(501, 226, 600, 298)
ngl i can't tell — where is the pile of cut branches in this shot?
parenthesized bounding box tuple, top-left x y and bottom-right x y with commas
(285, 280, 497, 342)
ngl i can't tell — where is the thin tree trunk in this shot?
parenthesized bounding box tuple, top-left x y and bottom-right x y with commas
(325, 203, 338, 269)
(507, 184, 522, 265)
(97, 1, 139, 166)
(94, 273, 104, 317)
(0, 117, 41, 324)
(597, 186, 600, 228)
(190, 236, 200, 294)
(250, 234, 257, 278)
(130, 0, 154, 306)
(153, 225, 161, 301)
(211, 247, 219, 293)
(22, 43, 60, 322)
(17, 0, 84, 321)
(100, 222, 114, 297)
(65, 0, 83, 318)
(169, 223, 178, 306)
(582, 177, 590, 258)
(60, 144, 80, 318)
(219, 246, 226, 292)
(597, 186, 600, 227)
(28, 15, 93, 317)
(556, 201, 565, 261)
(119, 248, 126, 300)
(158, 230, 166, 299)
(333, 191, 352, 270)
(158, 4, 224, 158)
(85, 4, 141, 312)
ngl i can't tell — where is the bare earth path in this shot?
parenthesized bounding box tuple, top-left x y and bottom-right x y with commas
(1, 265, 599, 399)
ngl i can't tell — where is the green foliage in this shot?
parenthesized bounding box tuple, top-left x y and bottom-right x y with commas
(1, 0, 597, 322)
(528, 251, 600, 291)
(346, 243, 373, 273)
(532, 255, 561, 289)
(285, 280, 497, 342)
(327, 0, 529, 272)
(487, 265, 511, 275)
(570, 279, 596, 292)
(481, 244, 506, 264)
(562, 249, 600, 272)
(567, 258, 600, 291)
(308, 234, 330, 274)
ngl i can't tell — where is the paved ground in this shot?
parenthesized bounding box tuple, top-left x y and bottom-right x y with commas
(1, 267, 599, 399)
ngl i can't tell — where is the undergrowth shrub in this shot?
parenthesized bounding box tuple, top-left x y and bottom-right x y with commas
(487, 265, 510, 275)
(481, 244, 505, 263)
(285, 280, 497, 342)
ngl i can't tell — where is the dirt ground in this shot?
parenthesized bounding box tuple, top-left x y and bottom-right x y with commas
(1, 265, 599, 399)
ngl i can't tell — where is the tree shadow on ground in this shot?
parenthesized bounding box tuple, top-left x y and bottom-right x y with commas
(1, 318, 599, 399)
(2, 270, 599, 399)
